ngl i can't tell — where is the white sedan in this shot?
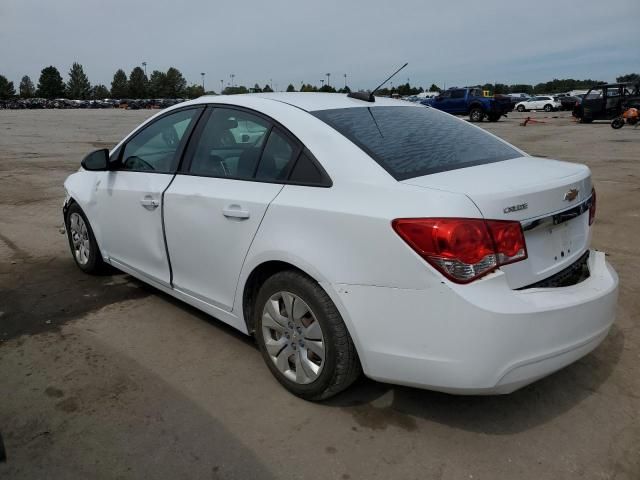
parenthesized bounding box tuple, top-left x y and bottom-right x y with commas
(515, 95, 562, 112)
(63, 93, 618, 400)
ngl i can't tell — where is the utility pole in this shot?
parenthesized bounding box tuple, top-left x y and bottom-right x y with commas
(344, 73, 347, 89)
(220, 79, 224, 93)
(142, 62, 147, 76)
(326, 73, 330, 87)
(230, 73, 235, 87)
(201, 72, 205, 92)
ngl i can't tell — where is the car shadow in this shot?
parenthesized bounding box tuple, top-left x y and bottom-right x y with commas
(324, 323, 624, 435)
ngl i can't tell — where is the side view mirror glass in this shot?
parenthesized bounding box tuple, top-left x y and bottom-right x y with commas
(81, 149, 109, 171)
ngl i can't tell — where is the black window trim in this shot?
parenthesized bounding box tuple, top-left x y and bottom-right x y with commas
(178, 103, 332, 188)
(109, 105, 206, 174)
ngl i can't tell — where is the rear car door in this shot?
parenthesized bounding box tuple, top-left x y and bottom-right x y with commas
(96, 107, 202, 286)
(163, 106, 301, 311)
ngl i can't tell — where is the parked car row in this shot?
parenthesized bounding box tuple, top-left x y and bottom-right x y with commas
(0, 98, 187, 110)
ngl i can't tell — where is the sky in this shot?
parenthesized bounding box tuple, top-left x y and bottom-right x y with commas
(1, 0, 638, 92)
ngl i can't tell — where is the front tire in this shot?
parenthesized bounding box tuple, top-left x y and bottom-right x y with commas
(611, 117, 625, 129)
(65, 203, 106, 274)
(517, 105, 525, 112)
(254, 270, 360, 401)
(469, 107, 484, 122)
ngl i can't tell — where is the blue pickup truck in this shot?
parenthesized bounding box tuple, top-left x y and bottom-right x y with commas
(421, 87, 513, 122)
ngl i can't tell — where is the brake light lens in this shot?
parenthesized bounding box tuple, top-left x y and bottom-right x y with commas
(392, 218, 527, 284)
(589, 188, 596, 225)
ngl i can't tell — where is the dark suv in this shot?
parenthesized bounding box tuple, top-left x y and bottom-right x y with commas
(573, 82, 640, 123)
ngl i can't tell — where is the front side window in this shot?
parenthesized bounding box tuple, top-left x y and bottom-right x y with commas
(312, 106, 521, 180)
(189, 108, 270, 178)
(120, 108, 199, 172)
(451, 89, 465, 99)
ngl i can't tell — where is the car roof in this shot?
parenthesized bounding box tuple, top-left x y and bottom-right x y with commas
(186, 92, 410, 112)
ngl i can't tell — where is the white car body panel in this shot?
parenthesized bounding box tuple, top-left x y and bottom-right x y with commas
(516, 96, 562, 111)
(63, 92, 618, 394)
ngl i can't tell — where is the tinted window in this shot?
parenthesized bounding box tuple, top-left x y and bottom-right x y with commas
(451, 89, 465, 98)
(312, 106, 520, 180)
(255, 129, 298, 181)
(189, 108, 270, 178)
(121, 109, 199, 172)
(289, 151, 328, 185)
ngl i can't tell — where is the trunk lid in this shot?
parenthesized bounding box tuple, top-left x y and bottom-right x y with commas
(402, 156, 593, 289)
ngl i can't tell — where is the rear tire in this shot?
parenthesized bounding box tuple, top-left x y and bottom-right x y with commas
(254, 270, 361, 401)
(64, 203, 107, 274)
(469, 107, 484, 122)
(544, 104, 553, 112)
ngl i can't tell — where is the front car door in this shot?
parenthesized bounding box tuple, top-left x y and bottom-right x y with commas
(163, 106, 301, 311)
(97, 107, 203, 286)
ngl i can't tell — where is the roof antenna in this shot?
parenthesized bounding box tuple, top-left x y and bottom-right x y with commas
(348, 62, 408, 102)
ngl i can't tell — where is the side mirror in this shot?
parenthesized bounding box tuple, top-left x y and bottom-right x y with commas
(81, 149, 109, 171)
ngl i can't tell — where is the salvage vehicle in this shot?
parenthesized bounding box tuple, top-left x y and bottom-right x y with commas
(421, 87, 512, 122)
(573, 82, 640, 123)
(515, 96, 562, 112)
(64, 93, 618, 400)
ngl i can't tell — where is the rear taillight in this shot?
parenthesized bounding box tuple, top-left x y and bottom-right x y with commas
(392, 218, 527, 284)
(589, 188, 596, 225)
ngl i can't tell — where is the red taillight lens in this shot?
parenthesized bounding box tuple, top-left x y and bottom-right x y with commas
(589, 188, 596, 225)
(392, 218, 527, 284)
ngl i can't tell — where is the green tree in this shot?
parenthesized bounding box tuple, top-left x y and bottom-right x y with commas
(91, 84, 110, 99)
(0, 75, 16, 99)
(252, 83, 263, 93)
(223, 85, 249, 95)
(262, 84, 274, 93)
(19, 75, 35, 98)
(148, 70, 167, 97)
(128, 66, 148, 98)
(111, 69, 129, 98)
(428, 84, 441, 92)
(286, 83, 295, 92)
(509, 84, 533, 95)
(165, 67, 187, 97)
(185, 84, 205, 98)
(36, 66, 65, 99)
(66, 62, 91, 99)
(616, 73, 640, 84)
(319, 84, 336, 93)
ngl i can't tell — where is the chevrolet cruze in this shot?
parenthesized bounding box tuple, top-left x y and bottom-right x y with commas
(63, 93, 618, 400)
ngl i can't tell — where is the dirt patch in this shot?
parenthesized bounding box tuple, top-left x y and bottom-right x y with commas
(0, 256, 149, 344)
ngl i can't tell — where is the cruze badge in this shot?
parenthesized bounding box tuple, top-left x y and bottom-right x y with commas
(503, 203, 528, 214)
(564, 188, 579, 202)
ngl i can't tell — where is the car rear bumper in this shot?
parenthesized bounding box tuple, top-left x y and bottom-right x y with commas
(327, 250, 618, 394)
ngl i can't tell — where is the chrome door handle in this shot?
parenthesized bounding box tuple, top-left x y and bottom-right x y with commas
(140, 196, 159, 210)
(222, 205, 250, 219)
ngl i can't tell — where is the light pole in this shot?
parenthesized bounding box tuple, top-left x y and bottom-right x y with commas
(220, 79, 224, 93)
(201, 72, 205, 92)
(326, 73, 330, 87)
(320, 79, 324, 88)
(230, 73, 235, 87)
(344, 73, 347, 89)
(142, 61, 147, 76)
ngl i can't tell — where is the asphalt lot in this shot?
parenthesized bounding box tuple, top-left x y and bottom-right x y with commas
(0, 108, 638, 479)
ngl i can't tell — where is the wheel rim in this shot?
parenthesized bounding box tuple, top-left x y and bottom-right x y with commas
(518, 106, 524, 111)
(69, 212, 90, 266)
(471, 110, 481, 121)
(261, 291, 325, 385)
(545, 105, 552, 111)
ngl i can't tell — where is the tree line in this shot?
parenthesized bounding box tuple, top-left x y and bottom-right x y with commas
(0, 65, 638, 100)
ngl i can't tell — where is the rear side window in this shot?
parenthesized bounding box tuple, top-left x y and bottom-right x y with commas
(255, 129, 298, 181)
(312, 106, 520, 180)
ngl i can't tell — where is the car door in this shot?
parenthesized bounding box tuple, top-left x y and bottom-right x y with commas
(433, 90, 451, 111)
(163, 106, 302, 311)
(448, 89, 467, 113)
(96, 107, 203, 286)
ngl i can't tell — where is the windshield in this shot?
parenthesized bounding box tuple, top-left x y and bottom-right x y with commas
(312, 106, 520, 180)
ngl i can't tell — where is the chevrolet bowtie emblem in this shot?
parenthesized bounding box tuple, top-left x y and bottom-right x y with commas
(564, 188, 579, 202)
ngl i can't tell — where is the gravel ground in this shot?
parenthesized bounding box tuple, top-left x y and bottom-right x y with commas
(0, 108, 638, 479)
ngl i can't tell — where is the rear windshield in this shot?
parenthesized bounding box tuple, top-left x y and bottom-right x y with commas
(312, 106, 520, 180)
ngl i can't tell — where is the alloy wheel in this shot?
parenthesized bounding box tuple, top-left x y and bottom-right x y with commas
(69, 212, 90, 266)
(261, 291, 325, 384)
